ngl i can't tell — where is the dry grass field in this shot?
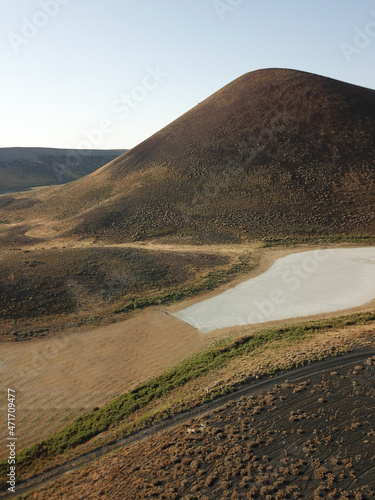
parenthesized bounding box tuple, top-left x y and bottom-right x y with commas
(0, 309, 204, 457)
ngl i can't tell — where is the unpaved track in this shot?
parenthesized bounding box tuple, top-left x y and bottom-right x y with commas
(9, 349, 375, 499)
(25, 237, 256, 255)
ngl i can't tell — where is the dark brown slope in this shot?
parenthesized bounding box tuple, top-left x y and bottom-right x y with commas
(3, 69, 375, 243)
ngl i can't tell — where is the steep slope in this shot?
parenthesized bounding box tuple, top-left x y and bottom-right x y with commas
(2, 69, 375, 243)
(0, 147, 126, 193)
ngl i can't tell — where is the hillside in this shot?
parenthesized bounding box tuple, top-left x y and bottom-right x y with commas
(0, 147, 126, 194)
(1, 69, 374, 244)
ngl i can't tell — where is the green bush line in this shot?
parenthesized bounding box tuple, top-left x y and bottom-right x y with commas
(1, 310, 374, 481)
(112, 258, 250, 314)
(262, 234, 375, 247)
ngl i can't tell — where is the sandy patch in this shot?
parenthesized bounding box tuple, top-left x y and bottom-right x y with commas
(0, 310, 204, 457)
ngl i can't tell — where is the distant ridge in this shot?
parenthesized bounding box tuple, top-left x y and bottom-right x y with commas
(0, 147, 126, 193)
(1, 69, 374, 243)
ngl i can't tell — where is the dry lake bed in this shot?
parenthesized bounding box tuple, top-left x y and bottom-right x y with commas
(174, 247, 375, 333)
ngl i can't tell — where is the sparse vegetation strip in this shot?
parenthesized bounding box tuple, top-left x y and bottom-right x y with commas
(262, 234, 375, 247)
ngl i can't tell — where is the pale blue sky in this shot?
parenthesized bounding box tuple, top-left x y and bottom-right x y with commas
(1, 0, 375, 149)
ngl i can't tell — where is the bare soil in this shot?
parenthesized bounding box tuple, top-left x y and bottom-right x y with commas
(0, 310, 204, 457)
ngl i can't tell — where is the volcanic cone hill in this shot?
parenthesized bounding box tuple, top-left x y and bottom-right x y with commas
(2, 68, 375, 243)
